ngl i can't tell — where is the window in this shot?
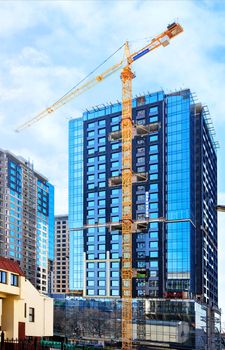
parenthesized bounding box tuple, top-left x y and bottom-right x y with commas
(111, 188, 119, 196)
(149, 135, 158, 142)
(150, 164, 158, 172)
(29, 307, 35, 322)
(150, 174, 158, 180)
(111, 280, 119, 287)
(87, 289, 94, 295)
(111, 161, 119, 168)
(87, 131, 94, 137)
(137, 204, 145, 211)
(111, 262, 119, 268)
(111, 170, 119, 177)
(150, 203, 158, 210)
(87, 262, 94, 268)
(149, 106, 158, 115)
(150, 193, 158, 201)
(98, 271, 106, 278)
(87, 254, 94, 260)
(98, 128, 105, 135)
(150, 184, 158, 191)
(87, 280, 94, 286)
(98, 253, 105, 259)
(111, 116, 120, 123)
(149, 145, 158, 153)
(149, 155, 158, 163)
(111, 290, 119, 296)
(88, 175, 94, 181)
(150, 116, 158, 123)
(137, 157, 145, 164)
(111, 243, 119, 250)
(87, 271, 94, 278)
(111, 271, 119, 277)
(99, 137, 106, 144)
(24, 303, 27, 318)
(98, 236, 105, 242)
(88, 148, 94, 155)
(98, 173, 105, 180)
(136, 110, 145, 118)
(112, 143, 120, 150)
(98, 262, 106, 269)
(137, 166, 145, 173)
(0, 271, 7, 284)
(88, 122, 95, 129)
(150, 251, 158, 258)
(137, 195, 145, 202)
(111, 206, 119, 214)
(111, 125, 119, 132)
(111, 197, 119, 205)
(87, 166, 94, 173)
(87, 140, 94, 147)
(98, 164, 105, 171)
(11, 274, 18, 286)
(98, 200, 105, 206)
(98, 155, 106, 162)
(111, 152, 119, 159)
(150, 241, 158, 249)
(98, 244, 105, 251)
(98, 146, 105, 153)
(98, 289, 106, 296)
(150, 261, 158, 269)
(98, 120, 105, 126)
(98, 280, 106, 287)
(111, 234, 119, 241)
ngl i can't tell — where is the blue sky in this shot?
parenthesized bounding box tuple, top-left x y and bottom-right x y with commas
(0, 0, 225, 324)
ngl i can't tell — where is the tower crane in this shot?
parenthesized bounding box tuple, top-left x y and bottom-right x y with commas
(16, 22, 183, 350)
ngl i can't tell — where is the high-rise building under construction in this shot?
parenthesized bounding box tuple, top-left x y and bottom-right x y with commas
(68, 88, 218, 306)
(0, 149, 54, 293)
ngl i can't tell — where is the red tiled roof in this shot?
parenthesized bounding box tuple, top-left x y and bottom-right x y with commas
(0, 257, 24, 276)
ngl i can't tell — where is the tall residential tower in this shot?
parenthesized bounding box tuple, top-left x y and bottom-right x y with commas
(68, 89, 218, 306)
(53, 215, 69, 294)
(0, 149, 54, 293)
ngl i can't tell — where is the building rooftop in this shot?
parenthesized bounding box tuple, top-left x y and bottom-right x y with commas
(0, 257, 24, 276)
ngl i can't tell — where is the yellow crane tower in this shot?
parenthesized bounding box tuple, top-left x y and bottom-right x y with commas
(16, 22, 183, 350)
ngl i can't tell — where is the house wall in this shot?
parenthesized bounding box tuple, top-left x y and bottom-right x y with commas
(0, 273, 53, 339)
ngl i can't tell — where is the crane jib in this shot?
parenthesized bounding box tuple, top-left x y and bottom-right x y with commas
(132, 48, 150, 61)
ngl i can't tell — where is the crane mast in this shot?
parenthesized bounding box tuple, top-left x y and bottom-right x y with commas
(15, 22, 184, 350)
(121, 42, 135, 350)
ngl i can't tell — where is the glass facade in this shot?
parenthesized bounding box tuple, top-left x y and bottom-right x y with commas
(166, 91, 195, 294)
(68, 89, 218, 307)
(53, 295, 221, 350)
(69, 118, 84, 291)
(47, 182, 55, 261)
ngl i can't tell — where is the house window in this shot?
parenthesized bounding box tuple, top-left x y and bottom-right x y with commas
(11, 273, 18, 286)
(0, 271, 7, 284)
(24, 303, 27, 318)
(29, 307, 35, 322)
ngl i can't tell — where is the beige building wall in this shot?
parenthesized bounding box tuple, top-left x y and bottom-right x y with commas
(53, 215, 69, 293)
(0, 271, 53, 339)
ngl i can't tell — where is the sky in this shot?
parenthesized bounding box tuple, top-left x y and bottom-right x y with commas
(0, 0, 225, 324)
